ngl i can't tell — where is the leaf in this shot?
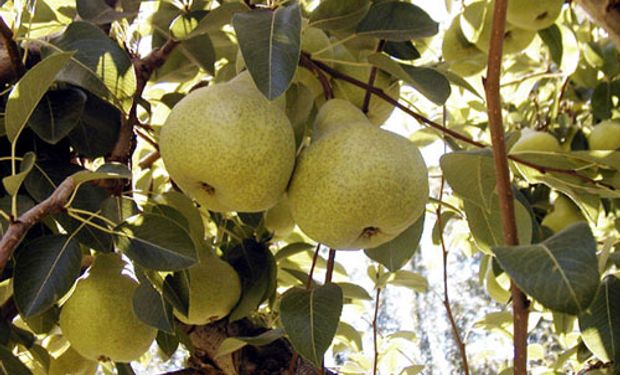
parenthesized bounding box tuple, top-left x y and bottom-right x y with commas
(538, 25, 562, 66)
(5, 52, 73, 143)
(356, 1, 438, 41)
(48, 21, 137, 113)
(384, 41, 420, 60)
(132, 281, 174, 333)
(71, 163, 131, 185)
(275, 242, 315, 261)
(437, 67, 483, 98)
(115, 363, 136, 375)
(578, 275, 620, 363)
(592, 81, 613, 120)
(216, 329, 284, 358)
(233, 1, 301, 99)
(387, 270, 428, 292)
(188, 2, 250, 37)
(280, 283, 343, 367)
(367, 53, 450, 105)
(76, 0, 135, 24)
(309, 0, 370, 31)
(28, 87, 87, 144)
(2, 152, 36, 197)
(156, 331, 179, 359)
(68, 91, 121, 158)
(223, 239, 276, 321)
(115, 213, 198, 271)
(13, 235, 82, 318)
(364, 213, 424, 271)
(177, 34, 216, 75)
(492, 223, 600, 315)
(0, 345, 32, 375)
(338, 282, 372, 301)
(440, 149, 496, 210)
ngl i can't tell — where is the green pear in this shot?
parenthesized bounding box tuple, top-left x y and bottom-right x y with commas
(173, 254, 241, 325)
(288, 105, 428, 250)
(588, 119, 620, 150)
(159, 71, 296, 213)
(59, 254, 157, 363)
(293, 26, 333, 99)
(49, 347, 98, 375)
(541, 194, 585, 233)
(442, 17, 487, 76)
(461, 1, 536, 55)
(510, 130, 562, 153)
(264, 196, 295, 237)
(507, 0, 564, 31)
(312, 98, 369, 140)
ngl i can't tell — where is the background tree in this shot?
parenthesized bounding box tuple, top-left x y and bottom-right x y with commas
(0, 0, 619, 374)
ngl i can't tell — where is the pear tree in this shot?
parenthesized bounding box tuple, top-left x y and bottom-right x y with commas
(0, 0, 619, 374)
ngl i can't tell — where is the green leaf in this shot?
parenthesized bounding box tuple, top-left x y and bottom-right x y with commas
(13, 235, 82, 318)
(177, 34, 216, 75)
(437, 67, 483, 98)
(592, 81, 613, 120)
(384, 41, 420, 60)
(387, 270, 428, 292)
(215, 329, 284, 358)
(0, 345, 32, 375)
(233, 1, 301, 99)
(151, 192, 205, 245)
(367, 53, 450, 105)
(68, 92, 121, 158)
(115, 363, 136, 375)
(71, 163, 131, 185)
(275, 242, 315, 261)
(539, 25, 562, 66)
(28, 87, 87, 144)
(5, 52, 73, 143)
(280, 283, 343, 367)
(188, 2, 250, 37)
(578, 275, 620, 363)
(364, 213, 424, 272)
(162, 271, 190, 316)
(76, 0, 135, 24)
(492, 223, 600, 315)
(48, 21, 137, 113)
(2, 152, 36, 197)
(132, 281, 174, 333)
(309, 0, 370, 31)
(115, 213, 198, 271)
(440, 149, 496, 210)
(356, 1, 438, 41)
(338, 282, 372, 301)
(156, 331, 179, 359)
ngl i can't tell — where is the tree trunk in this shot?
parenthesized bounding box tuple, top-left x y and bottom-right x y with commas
(575, 0, 620, 47)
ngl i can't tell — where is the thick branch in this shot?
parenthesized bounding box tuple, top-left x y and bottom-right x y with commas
(483, 1, 529, 373)
(0, 177, 75, 275)
(109, 38, 179, 163)
(0, 15, 25, 80)
(575, 0, 620, 48)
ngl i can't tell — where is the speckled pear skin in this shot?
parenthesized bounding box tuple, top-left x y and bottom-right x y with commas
(159, 72, 296, 213)
(59, 254, 157, 363)
(288, 117, 429, 250)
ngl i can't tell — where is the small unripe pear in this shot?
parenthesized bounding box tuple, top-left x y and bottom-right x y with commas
(541, 195, 585, 233)
(507, 0, 564, 31)
(312, 98, 369, 140)
(442, 17, 487, 76)
(173, 254, 241, 325)
(59, 254, 157, 363)
(510, 130, 562, 153)
(49, 347, 98, 375)
(264, 196, 295, 237)
(588, 119, 620, 150)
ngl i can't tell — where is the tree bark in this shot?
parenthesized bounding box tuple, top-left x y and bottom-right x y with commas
(576, 0, 620, 47)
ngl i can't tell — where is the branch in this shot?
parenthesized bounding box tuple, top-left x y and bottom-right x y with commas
(0, 177, 76, 275)
(362, 40, 386, 114)
(575, 0, 620, 48)
(109, 38, 179, 163)
(0, 15, 25, 80)
(372, 282, 381, 375)
(483, 1, 529, 373)
(299, 53, 333, 100)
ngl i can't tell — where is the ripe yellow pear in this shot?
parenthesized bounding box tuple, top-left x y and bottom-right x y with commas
(442, 17, 487, 76)
(461, 1, 536, 55)
(264, 196, 295, 237)
(59, 254, 157, 363)
(541, 194, 585, 233)
(588, 119, 620, 150)
(173, 254, 241, 325)
(507, 0, 564, 31)
(312, 98, 368, 140)
(331, 47, 400, 126)
(510, 130, 562, 153)
(49, 347, 98, 375)
(159, 72, 296, 213)
(288, 103, 428, 250)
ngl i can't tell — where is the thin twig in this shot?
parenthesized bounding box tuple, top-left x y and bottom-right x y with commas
(138, 150, 161, 169)
(372, 283, 381, 375)
(362, 40, 385, 114)
(324, 249, 336, 283)
(0, 15, 25, 79)
(483, 1, 529, 373)
(299, 53, 333, 100)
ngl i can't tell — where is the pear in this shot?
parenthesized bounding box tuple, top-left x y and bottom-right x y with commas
(588, 119, 620, 150)
(510, 130, 562, 153)
(288, 103, 428, 250)
(173, 254, 241, 325)
(442, 17, 487, 76)
(541, 194, 585, 233)
(461, 1, 536, 55)
(159, 72, 296, 213)
(49, 347, 98, 375)
(331, 47, 400, 126)
(293, 26, 333, 98)
(264, 196, 295, 237)
(59, 254, 157, 363)
(312, 98, 368, 140)
(507, 0, 564, 31)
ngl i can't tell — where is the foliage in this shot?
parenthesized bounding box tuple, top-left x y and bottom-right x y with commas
(0, 0, 619, 374)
